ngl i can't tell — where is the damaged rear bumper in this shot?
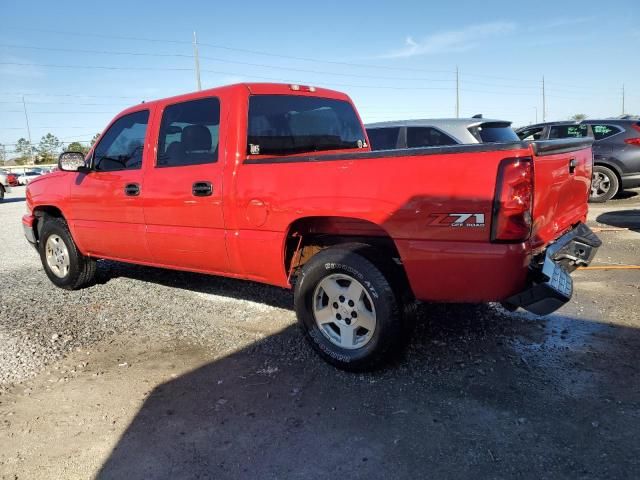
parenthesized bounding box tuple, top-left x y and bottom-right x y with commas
(505, 223, 601, 315)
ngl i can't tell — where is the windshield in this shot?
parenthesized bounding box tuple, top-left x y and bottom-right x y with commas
(248, 95, 367, 156)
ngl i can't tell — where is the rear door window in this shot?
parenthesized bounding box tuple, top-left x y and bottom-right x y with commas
(548, 124, 589, 139)
(591, 124, 622, 141)
(367, 127, 401, 150)
(406, 127, 457, 147)
(247, 95, 367, 156)
(157, 97, 220, 167)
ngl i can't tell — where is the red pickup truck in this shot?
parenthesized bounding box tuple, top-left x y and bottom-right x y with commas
(23, 83, 600, 370)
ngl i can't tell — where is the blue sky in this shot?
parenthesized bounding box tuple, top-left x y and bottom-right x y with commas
(1, 0, 639, 153)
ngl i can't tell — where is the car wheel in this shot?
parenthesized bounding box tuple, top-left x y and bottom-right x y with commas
(0, 185, 4, 202)
(294, 244, 405, 371)
(590, 165, 619, 203)
(39, 217, 97, 290)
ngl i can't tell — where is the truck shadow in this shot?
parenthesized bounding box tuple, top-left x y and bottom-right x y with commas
(0, 196, 27, 204)
(596, 209, 640, 233)
(96, 260, 294, 310)
(95, 298, 640, 479)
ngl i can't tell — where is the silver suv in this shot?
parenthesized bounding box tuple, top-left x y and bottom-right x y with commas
(366, 117, 519, 150)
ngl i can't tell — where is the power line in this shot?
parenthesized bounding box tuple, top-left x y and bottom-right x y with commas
(4, 27, 634, 97)
(0, 92, 140, 99)
(2, 26, 454, 74)
(1, 42, 615, 92)
(0, 62, 457, 91)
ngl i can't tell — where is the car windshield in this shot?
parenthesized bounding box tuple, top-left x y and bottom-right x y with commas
(248, 95, 367, 156)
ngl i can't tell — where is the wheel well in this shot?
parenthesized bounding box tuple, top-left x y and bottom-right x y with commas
(33, 206, 65, 241)
(284, 216, 411, 294)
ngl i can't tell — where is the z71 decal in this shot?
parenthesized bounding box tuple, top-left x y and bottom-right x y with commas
(429, 213, 486, 228)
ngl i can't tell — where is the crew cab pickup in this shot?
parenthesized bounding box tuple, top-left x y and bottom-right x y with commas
(23, 83, 600, 370)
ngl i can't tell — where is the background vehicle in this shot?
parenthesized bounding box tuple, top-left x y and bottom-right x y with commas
(0, 169, 18, 187)
(23, 83, 599, 370)
(0, 170, 13, 202)
(516, 120, 640, 202)
(366, 117, 519, 150)
(17, 170, 44, 185)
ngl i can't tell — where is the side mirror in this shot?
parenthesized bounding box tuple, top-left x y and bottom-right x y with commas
(58, 152, 89, 173)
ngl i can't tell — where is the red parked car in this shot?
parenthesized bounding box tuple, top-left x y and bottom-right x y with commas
(23, 83, 600, 370)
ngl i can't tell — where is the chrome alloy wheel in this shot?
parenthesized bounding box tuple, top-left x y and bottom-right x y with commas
(45, 234, 70, 278)
(591, 171, 611, 199)
(312, 273, 376, 349)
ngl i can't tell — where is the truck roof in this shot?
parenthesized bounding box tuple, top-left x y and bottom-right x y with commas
(118, 83, 352, 115)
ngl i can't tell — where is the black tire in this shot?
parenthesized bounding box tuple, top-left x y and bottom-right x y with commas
(294, 244, 406, 371)
(0, 185, 5, 202)
(589, 165, 619, 203)
(39, 217, 97, 290)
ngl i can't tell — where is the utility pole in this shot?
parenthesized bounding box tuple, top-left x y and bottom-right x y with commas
(193, 31, 202, 91)
(22, 96, 34, 164)
(455, 66, 460, 118)
(542, 76, 546, 122)
(622, 83, 625, 116)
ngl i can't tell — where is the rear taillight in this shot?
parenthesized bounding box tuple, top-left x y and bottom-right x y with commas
(627, 124, 640, 146)
(491, 157, 533, 242)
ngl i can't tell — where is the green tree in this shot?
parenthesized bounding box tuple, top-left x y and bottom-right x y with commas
(570, 113, 587, 122)
(0, 144, 6, 166)
(15, 138, 34, 164)
(66, 141, 90, 155)
(90, 133, 101, 146)
(36, 133, 62, 164)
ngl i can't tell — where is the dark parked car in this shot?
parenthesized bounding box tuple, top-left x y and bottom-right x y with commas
(516, 120, 640, 202)
(366, 117, 519, 151)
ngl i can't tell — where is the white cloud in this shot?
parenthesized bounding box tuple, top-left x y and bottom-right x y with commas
(381, 22, 517, 58)
(529, 16, 594, 31)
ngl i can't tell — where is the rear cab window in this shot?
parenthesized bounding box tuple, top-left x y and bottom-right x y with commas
(367, 127, 401, 150)
(469, 122, 518, 143)
(247, 95, 367, 156)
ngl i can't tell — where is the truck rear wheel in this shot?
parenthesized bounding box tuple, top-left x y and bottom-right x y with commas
(39, 217, 97, 290)
(294, 245, 404, 371)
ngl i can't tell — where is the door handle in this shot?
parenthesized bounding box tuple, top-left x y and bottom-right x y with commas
(192, 181, 213, 197)
(569, 158, 578, 175)
(124, 183, 140, 196)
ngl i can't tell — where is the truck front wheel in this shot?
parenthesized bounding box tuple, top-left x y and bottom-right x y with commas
(39, 217, 97, 290)
(294, 245, 405, 371)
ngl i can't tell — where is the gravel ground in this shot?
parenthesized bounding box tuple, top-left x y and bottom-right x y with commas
(1, 186, 639, 479)
(0, 187, 304, 388)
